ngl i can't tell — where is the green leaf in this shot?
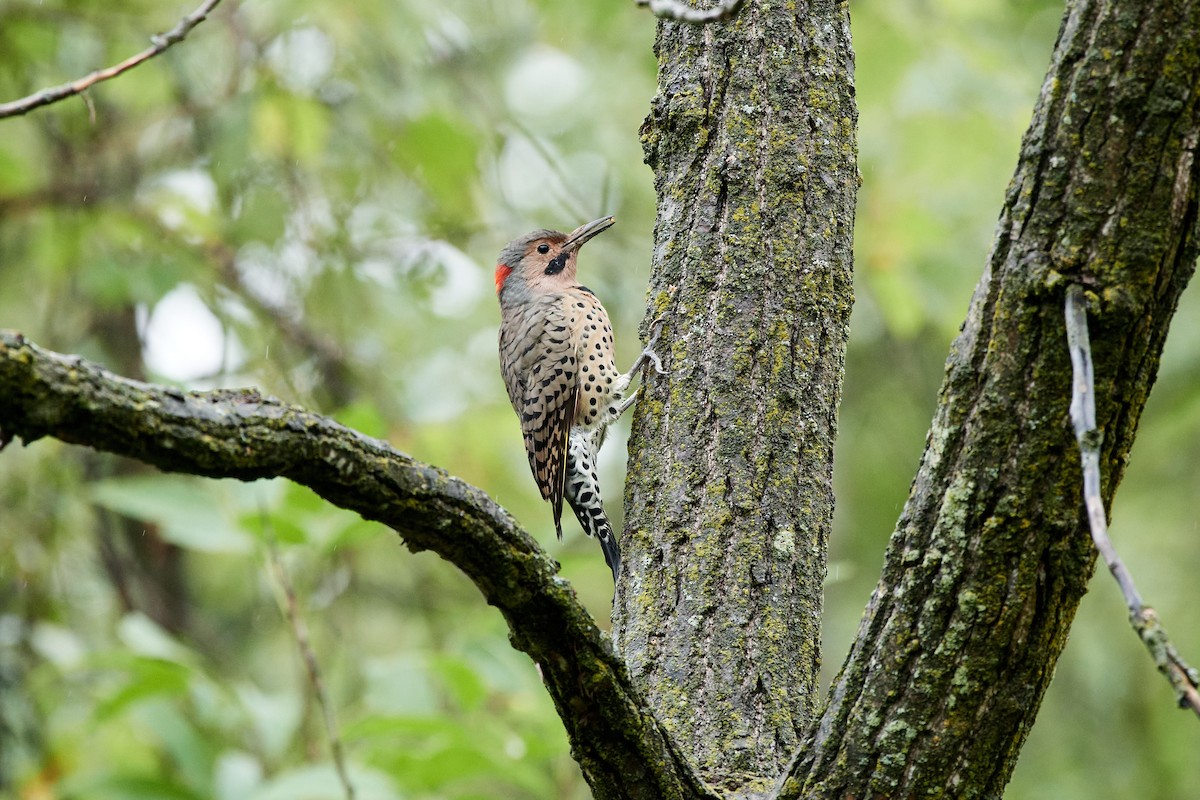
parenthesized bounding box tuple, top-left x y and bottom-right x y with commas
(362, 654, 439, 715)
(234, 684, 303, 760)
(59, 774, 204, 800)
(94, 658, 191, 722)
(228, 182, 289, 244)
(132, 700, 217, 793)
(252, 93, 331, 165)
(432, 654, 488, 711)
(117, 613, 196, 664)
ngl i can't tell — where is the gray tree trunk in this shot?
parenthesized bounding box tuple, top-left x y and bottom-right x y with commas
(615, 0, 855, 794)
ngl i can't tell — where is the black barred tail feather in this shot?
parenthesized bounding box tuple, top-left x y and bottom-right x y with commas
(594, 513, 621, 583)
(565, 430, 621, 581)
(568, 498, 620, 582)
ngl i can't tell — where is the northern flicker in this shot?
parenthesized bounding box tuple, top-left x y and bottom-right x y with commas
(495, 216, 663, 582)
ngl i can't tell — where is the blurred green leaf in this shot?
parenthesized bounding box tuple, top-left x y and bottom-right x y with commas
(234, 683, 303, 760)
(94, 658, 191, 722)
(431, 654, 488, 712)
(214, 750, 265, 800)
(392, 111, 481, 216)
(133, 700, 217, 792)
(117, 613, 196, 664)
(249, 764, 400, 800)
(229, 182, 290, 244)
(60, 774, 204, 800)
(91, 476, 253, 553)
(253, 93, 331, 164)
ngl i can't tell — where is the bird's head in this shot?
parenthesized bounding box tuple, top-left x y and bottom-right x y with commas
(494, 216, 615, 304)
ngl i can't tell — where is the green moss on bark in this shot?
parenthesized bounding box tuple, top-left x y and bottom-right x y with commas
(618, 0, 857, 791)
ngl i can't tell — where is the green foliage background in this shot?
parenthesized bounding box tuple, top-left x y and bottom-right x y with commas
(1, 0, 1197, 797)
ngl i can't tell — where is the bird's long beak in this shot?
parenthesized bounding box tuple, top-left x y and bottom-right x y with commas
(562, 216, 616, 252)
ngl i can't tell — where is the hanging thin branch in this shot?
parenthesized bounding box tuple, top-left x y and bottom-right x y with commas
(1064, 285, 1200, 718)
(0, 0, 223, 119)
(634, 0, 746, 24)
(267, 540, 356, 800)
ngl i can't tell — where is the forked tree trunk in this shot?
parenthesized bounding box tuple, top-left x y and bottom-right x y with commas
(622, 0, 1200, 797)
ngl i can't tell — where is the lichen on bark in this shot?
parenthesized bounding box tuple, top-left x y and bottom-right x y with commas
(616, 0, 857, 791)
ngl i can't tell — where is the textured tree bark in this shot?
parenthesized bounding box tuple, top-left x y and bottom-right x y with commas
(615, 0, 856, 793)
(779, 2, 1200, 797)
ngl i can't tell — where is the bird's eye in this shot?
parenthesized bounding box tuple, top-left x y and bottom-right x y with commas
(537, 244, 550, 254)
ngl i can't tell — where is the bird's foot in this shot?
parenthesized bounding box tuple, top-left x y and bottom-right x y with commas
(614, 317, 667, 418)
(636, 316, 667, 376)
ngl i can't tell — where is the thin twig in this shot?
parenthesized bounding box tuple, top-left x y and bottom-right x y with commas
(1065, 284, 1200, 717)
(266, 538, 356, 799)
(0, 0, 223, 119)
(1064, 286, 1143, 611)
(635, 0, 746, 24)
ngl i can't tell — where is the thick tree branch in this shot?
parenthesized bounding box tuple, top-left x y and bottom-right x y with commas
(0, 0, 223, 119)
(0, 330, 716, 800)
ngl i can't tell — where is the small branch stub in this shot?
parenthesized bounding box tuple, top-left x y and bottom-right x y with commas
(634, 0, 746, 24)
(1064, 285, 1200, 718)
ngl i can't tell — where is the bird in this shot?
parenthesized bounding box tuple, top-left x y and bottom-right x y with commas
(495, 216, 663, 582)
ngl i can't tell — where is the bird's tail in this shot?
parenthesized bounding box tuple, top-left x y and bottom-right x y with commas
(565, 430, 621, 582)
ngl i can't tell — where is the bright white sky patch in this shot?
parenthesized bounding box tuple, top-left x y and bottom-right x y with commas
(504, 45, 585, 124)
(140, 284, 242, 382)
(137, 168, 218, 233)
(266, 26, 335, 94)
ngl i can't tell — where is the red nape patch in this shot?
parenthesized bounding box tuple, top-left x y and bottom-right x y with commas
(494, 264, 513, 294)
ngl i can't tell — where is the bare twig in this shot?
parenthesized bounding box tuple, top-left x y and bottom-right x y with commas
(1064, 286, 1143, 611)
(635, 0, 746, 24)
(267, 538, 356, 800)
(0, 0, 223, 120)
(1065, 284, 1200, 717)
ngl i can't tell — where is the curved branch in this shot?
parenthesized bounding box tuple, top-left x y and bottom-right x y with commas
(0, 0, 223, 119)
(0, 329, 715, 800)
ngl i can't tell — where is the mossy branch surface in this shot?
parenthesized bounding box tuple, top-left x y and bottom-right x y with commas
(781, 1, 1200, 797)
(0, 329, 716, 800)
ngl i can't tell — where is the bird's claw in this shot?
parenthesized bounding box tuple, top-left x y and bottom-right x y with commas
(643, 346, 666, 375)
(642, 316, 667, 375)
